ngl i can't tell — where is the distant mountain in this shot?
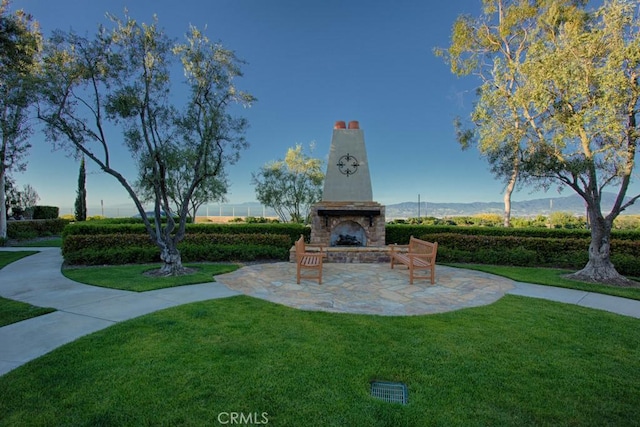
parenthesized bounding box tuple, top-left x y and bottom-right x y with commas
(385, 193, 640, 219)
(86, 193, 640, 219)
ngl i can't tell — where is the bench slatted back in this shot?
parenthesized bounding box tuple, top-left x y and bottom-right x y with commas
(295, 235, 306, 260)
(409, 237, 437, 257)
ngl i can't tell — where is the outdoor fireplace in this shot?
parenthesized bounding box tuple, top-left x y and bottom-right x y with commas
(300, 120, 388, 263)
(329, 221, 367, 247)
(331, 221, 366, 247)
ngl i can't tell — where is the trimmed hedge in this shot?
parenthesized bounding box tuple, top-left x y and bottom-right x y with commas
(62, 233, 292, 253)
(385, 224, 640, 243)
(32, 206, 60, 220)
(61, 221, 308, 265)
(62, 222, 309, 243)
(407, 232, 640, 276)
(60, 222, 640, 275)
(385, 224, 640, 275)
(80, 217, 194, 224)
(63, 244, 290, 265)
(62, 232, 293, 265)
(7, 219, 70, 240)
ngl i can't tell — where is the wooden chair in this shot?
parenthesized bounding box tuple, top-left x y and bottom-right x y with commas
(389, 236, 438, 284)
(295, 235, 326, 284)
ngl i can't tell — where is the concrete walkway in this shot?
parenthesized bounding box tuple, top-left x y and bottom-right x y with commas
(0, 248, 240, 376)
(1, 247, 639, 376)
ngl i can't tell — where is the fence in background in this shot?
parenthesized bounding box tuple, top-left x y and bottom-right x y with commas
(58, 204, 279, 219)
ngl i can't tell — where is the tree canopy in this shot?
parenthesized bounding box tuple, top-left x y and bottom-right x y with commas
(439, 0, 640, 285)
(135, 146, 229, 221)
(0, 0, 41, 237)
(37, 13, 254, 274)
(253, 144, 324, 223)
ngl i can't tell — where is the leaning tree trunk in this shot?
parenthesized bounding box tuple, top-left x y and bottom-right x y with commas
(567, 214, 633, 286)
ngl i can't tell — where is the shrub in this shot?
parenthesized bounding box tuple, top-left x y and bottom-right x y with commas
(63, 247, 161, 265)
(7, 219, 70, 239)
(614, 215, 640, 230)
(383, 224, 637, 245)
(416, 231, 638, 275)
(244, 216, 279, 224)
(62, 222, 307, 243)
(32, 206, 59, 220)
(62, 234, 156, 255)
(60, 220, 640, 275)
(62, 232, 294, 265)
(549, 212, 587, 229)
(179, 244, 289, 263)
(611, 254, 640, 277)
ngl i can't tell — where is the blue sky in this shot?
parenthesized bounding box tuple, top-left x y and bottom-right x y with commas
(9, 0, 589, 215)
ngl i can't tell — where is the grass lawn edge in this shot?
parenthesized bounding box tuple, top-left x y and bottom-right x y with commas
(448, 263, 640, 301)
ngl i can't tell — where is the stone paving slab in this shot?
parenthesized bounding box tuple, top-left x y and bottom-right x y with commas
(215, 262, 516, 316)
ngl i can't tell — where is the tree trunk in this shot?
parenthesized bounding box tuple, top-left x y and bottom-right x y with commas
(567, 215, 634, 286)
(503, 167, 517, 227)
(0, 173, 6, 240)
(159, 242, 185, 276)
(503, 186, 513, 228)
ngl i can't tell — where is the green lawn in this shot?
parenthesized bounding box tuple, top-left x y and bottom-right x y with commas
(0, 298, 55, 327)
(0, 251, 38, 269)
(62, 263, 240, 292)
(0, 295, 638, 426)
(452, 264, 640, 301)
(2, 252, 640, 424)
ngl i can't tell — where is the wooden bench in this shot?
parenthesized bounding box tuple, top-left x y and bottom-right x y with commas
(294, 235, 326, 284)
(389, 236, 438, 284)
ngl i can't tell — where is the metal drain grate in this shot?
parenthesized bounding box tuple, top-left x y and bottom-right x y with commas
(370, 381, 408, 405)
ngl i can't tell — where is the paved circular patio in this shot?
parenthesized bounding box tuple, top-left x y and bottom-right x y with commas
(215, 263, 516, 316)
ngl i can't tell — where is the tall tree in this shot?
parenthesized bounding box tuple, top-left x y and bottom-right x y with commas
(0, 0, 41, 237)
(521, 0, 640, 285)
(437, 0, 583, 227)
(252, 143, 324, 223)
(74, 156, 86, 221)
(440, 0, 640, 285)
(37, 14, 254, 274)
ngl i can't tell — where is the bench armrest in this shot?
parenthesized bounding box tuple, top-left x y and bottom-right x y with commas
(305, 243, 327, 249)
(389, 244, 409, 253)
(306, 244, 326, 251)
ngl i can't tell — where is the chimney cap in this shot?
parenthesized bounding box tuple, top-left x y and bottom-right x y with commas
(334, 121, 346, 129)
(348, 120, 360, 129)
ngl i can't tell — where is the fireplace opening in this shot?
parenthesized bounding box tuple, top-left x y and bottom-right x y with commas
(330, 221, 366, 247)
(335, 234, 361, 246)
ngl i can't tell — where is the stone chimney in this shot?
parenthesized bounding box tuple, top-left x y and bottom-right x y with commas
(322, 120, 373, 201)
(308, 120, 386, 257)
